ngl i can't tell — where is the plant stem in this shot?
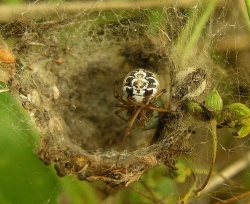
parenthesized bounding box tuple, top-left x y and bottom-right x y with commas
(181, 173, 197, 203)
(0, 0, 199, 23)
(245, 0, 250, 19)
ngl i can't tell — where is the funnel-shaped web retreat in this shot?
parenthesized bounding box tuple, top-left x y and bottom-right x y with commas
(1, 1, 250, 203)
(9, 12, 207, 185)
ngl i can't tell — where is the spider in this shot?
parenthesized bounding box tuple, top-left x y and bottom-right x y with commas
(114, 69, 170, 165)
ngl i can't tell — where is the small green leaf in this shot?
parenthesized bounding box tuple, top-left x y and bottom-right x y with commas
(186, 101, 216, 121)
(174, 161, 192, 183)
(224, 103, 250, 120)
(205, 88, 223, 115)
(222, 103, 250, 138)
(186, 101, 204, 113)
(235, 118, 250, 138)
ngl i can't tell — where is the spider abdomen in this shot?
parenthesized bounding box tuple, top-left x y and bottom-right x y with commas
(123, 69, 160, 103)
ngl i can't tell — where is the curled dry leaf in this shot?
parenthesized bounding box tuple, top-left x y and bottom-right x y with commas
(0, 48, 15, 64)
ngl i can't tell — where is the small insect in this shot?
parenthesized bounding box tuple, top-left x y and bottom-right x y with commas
(114, 69, 170, 165)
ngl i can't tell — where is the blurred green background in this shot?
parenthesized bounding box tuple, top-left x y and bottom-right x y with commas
(0, 91, 101, 203)
(0, 91, 59, 204)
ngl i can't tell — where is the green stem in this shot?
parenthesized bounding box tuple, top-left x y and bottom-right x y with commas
(245, 0, 250, 19)
(181, 173, 197, 203)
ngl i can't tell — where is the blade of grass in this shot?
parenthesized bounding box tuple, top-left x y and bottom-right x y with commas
(245, 0, 250, 19)
(174, 0, 219, 66)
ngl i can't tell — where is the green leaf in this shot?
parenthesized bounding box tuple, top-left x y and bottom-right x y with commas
(205, 88, 223, 116)
(224, 103, 250, 120)
(234, 118, 250, 138)
(222, 103, 250, 138)
(186, 101, 205, 113)
(0, 92, 59, 204)
(174, 160, 192, 183)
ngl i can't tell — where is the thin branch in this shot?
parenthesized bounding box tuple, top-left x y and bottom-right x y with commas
(140, 180, 158, 202)
(212, 190, 250, 204)
(0, 0, 223, 23)
(129, 185, 157, 203)
(180, 173, 198, 203)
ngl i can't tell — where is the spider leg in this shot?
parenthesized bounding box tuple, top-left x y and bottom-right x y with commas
(140, 111, 149, 121)
(136, 109, 151, 123)
(127, 96, 140, 110)
(116, 106, 144, 166)
(131, 100, 171, 113)
(126, 96, 146, 123)
(155, 89, 167, 98)
(114, 81, 130, 105)
(149, 89, 167, 104)
(128, 89, 171, 113)
(115, 107, 129, 122)
(148, 106, 173, 113)
(125, 106, 144, 141)
(115, 103, 127, 108)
